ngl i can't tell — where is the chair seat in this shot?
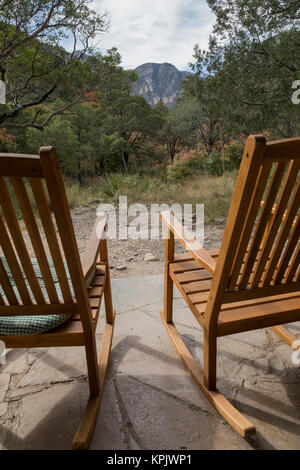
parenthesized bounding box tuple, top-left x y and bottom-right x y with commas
(170, 252, 300, 337)
(0, 264, 106, 347)
(0, 257, 96, 336)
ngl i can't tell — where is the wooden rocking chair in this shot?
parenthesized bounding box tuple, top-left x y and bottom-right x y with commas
(161, 135, 300, 438)
(0, 147, 115, 449)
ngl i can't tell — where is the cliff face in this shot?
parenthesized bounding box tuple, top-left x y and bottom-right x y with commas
(131, 63, 189, 107)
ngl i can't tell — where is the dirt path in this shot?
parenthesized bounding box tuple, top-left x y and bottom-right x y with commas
(71, 207, 225, 279)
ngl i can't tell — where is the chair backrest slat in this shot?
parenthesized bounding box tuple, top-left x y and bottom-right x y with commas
(0, 176, 45, 304)
(251, 159, 300, 288)
(29, 178, 73, 303)
(263, 180, 300, 286)
(0, 214, 32, 304)
(275, 217, 300, 283)
(286, 245, 300, 282)
(10, 177, 60, 304)
(0, 257, 18, 304)
(204, 135, 300, 327)
(239, 161, 288, 289)
(38, 147, 93, 331)
(228, 161, 273, 291)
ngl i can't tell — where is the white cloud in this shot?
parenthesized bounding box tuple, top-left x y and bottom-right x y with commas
(90, 0, 215, 70)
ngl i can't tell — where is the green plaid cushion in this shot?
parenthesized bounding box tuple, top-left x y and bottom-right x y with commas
(0, 257, 94, 336)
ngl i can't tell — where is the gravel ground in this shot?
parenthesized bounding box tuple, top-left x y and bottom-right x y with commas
(71, 206, 225, 279)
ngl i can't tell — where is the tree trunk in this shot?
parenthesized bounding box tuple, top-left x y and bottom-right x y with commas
(219, 126, 225, 173)
(77, 161, 84, 186)
(122, 152, 129, 172)
(169, 138, 177, 162)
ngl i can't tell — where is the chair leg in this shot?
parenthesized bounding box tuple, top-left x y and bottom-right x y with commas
(163, 228, 174, 323)
(203, 330, 217, 391)
(160, 312, 256, 439)
(72, 311, 116, 450)
(84, 334, 101, 397)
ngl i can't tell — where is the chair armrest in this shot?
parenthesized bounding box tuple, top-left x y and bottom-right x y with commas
(81, 212, 108, 282)
(160, 211, 216, 274)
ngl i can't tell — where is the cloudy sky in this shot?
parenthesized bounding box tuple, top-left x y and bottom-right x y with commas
(90, 0, 215, 71)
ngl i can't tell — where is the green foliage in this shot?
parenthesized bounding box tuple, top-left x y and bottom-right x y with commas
(97, 133, 127, 173)
(100, 173, 125, 201)
(180, 71, 223, 155)
(166, 140, 243, 182)
(205, 152, 223, 177)
(226, 143, 244, 170)
(157, 98, 200, 161)
(0, 1, 111, 129)
(166, 161, 193, 183)
(25, 113, 81, 178)
(190, 0, 300, 139)
(166, 152, 221, 182)
(96, 87, 163, 170)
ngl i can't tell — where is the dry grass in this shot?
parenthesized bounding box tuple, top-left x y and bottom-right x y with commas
(65, 171, 237, 223)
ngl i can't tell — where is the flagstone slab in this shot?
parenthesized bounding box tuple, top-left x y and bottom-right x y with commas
(237, 378, 300, 450)
(113, 374, 251, 450)
(3, 382, 89, 450)
(0, 374, 10, 402)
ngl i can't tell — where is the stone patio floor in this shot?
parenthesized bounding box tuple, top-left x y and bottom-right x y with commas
(1, 273, 300, 450)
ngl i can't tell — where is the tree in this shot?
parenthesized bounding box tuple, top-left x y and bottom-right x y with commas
(191, 0, 300, 139)
(97, 80, 163, 171)
(158, 99, 199, 161)
(179, 66, 224, 156)
(25, 111, 81, 178)
(0, 0, 111, 129)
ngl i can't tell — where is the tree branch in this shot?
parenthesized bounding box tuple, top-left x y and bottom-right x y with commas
(0, 0, 14, 11)
(0, 84, 57, 126)
(1, 95, 82, 130)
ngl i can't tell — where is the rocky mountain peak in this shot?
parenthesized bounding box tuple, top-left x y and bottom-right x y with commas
(131, 62, 189, 107)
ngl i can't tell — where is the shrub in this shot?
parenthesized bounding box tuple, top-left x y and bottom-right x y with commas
(166, 160, 193, 183)
(185, 156, 205, 173)
(99, 173, 124, 200)
(65, 183, 94, 207)
(206, 152, 224, 176)
(226, 143, 244, 170)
